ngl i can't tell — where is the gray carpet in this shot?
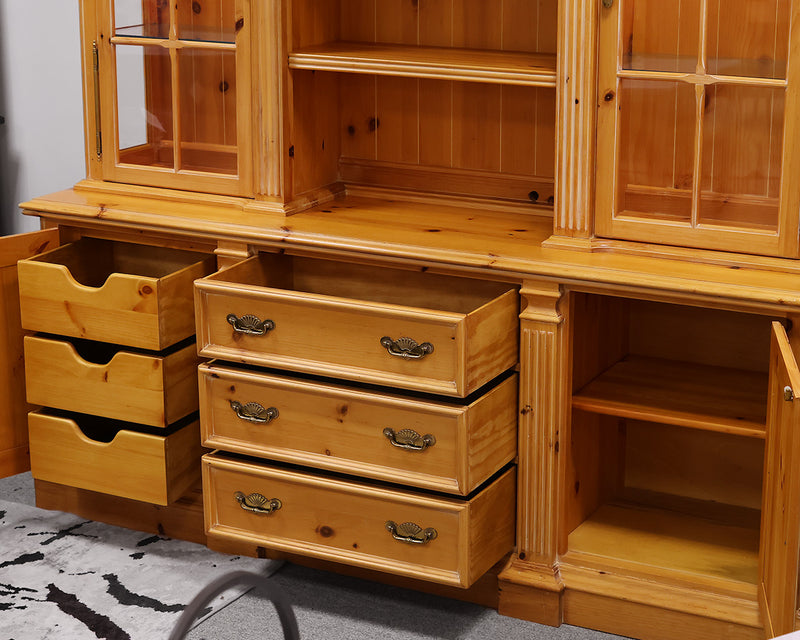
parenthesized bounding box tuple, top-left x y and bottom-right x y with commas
(0, 472, 622, 639)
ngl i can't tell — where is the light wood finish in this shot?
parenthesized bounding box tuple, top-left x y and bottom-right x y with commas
(759, 323, 800, 637)
(289, 42, 557, 87)
(24, 335, 200, 428)
(28, 411, 203, 506)
(199, 363, 517, 495)
(195, 253, 519, 397)
(18, 238, 213, 350)
(572, 355, 768, 439)
(35, 479, 206, 545)
(203, 452, 516, 588)
(0, 229, 60, 478)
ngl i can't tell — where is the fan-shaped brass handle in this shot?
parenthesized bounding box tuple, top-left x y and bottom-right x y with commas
(385, 521, 438, 545)
(230, 400, 279, 424)
(383, 428, 436, 451)
(235, 492, 282, 515)
(380, 336, 434, 360)
(226, 313, 275, 336)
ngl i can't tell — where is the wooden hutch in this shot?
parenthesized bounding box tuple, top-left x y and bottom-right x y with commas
(1, 1, 799, 639)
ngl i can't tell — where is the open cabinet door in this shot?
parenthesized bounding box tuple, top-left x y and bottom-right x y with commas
(759, 322, 800, 637)
(0, 228, 60, 478)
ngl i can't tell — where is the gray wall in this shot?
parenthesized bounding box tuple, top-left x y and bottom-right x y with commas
(0, 1, 85, 235)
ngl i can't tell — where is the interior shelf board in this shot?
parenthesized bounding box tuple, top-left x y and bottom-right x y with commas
(572, 355, 768, 438)
(566, 494, 761, 586)
(288, 42, 557, 87)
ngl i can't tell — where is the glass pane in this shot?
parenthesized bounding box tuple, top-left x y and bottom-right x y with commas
(116, 45, 174, 168)
(115, 0, 169, 39)
(176, 0, 236, 44)
(618, 79, 696, 222)
(178, 49, 237, 174)
(621, 0, 700, 73)
(707, 0, 790, 79)
(699, 85, 784, 230)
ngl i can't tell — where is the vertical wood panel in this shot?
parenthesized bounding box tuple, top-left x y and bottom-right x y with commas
(452, 0, 501, 49)
(452, 83, 501, 171)
(376, 0, 418, 43)
(340, 0, 375, 41)
(419, 0, 453, 46)
(340, 74, 377, 160)
(376, 76, 419, 163)
(501, 85, 537, 176)
(419, 79, 452, 167)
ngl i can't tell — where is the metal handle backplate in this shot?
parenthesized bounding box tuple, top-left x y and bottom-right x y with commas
(230, 400, 279, 424)
(235, 492, 282, 515)
(383, 428, 436, 452)
(385, 520, 438, 545)
(380, 336, 434, 360)
(227, 313, 275, 336)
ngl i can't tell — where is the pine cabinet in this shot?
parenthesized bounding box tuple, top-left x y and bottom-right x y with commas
(595, 0, 800, 257)
(9, 1, 800, 639)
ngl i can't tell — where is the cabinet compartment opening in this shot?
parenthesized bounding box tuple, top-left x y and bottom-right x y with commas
(287, 0, 557, 213)
(565, 293, 782, 588)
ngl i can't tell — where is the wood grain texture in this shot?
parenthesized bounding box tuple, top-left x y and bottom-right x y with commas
(203, 453, 515, 588)
(199, 363, 517, 495)
(28, 412, 203, 506)
(24, 336, 200, 428)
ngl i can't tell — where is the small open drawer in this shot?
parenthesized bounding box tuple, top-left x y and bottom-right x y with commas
(25, 335, 200, 428)
(28, 410, 203, 506)
(199, 362, 518, 495)
(194, 254, 519, 397)
(203, 452, 516, 588)
(18, 238, 215, 350)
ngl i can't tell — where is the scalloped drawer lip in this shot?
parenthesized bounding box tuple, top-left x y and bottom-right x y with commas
(25, 335, 200, 428)
(194, 254, 519, 397)
(202, 453, 516, 588)
(28, 411, 203, 506)
(18, 238, 214, 350)
(199, 362, 517, 495)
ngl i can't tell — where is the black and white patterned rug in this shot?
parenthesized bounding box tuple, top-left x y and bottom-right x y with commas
(0, 498, 274, 640)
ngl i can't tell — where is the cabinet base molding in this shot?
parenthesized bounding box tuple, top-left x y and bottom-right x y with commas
(206, 536, 505, 610)
(0, 445, 30, 479)
(33, 480, 206, 546)
(559, 563, 763, 640)
(497, 558, 564, 626)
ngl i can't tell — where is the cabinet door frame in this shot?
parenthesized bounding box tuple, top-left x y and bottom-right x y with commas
(90, 0, 254, 197)
(0, 228, 61, 479)
(759, 321, 800, 636)
(595, 0, 800, 258)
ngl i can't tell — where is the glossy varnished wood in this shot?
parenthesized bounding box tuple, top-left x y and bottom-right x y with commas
(199, 363, 517, 495)
(203, 452, 516, 588)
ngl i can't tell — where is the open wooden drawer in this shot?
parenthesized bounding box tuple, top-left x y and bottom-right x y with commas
(18, 238, 214, 350)
(203, 452, 516, 588)
(28, 410, 203, 505)
(25, 335, 200, 428)
(199, 362, 517, 495)
(194, 254, 519, 397)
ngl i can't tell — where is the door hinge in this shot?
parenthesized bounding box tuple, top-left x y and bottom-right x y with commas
(784, 385, 795, 402)
(92, 41, 102, 159)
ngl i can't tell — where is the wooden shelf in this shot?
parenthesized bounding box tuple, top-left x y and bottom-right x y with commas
(572, 355, 768, 438)
(566, 492, 761, 586)
(288, 42, 558, 87)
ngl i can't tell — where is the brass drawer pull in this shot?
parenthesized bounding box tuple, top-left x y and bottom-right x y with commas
(382, 428, 436, 451)
(230, 400, 279, 424)
(235, 491, 282, 515)
(380, 336, 434, 360)
(226, 313, 275, 336)
(385, 520, 438, 545)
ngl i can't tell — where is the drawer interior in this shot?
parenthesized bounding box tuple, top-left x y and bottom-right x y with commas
(27, 237, 211, 287)
(208, 254, 516, 314)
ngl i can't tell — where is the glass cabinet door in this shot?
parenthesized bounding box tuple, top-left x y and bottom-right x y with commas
(596, 0, 800, 257)
(95, 0, 252, 196)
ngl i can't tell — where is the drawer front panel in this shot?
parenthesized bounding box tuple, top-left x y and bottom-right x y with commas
(28, 411, 203, 506)
(25, 336, 200, 428)
(18, 239, 213, 350)
(203, 454, 516, 587)
(200, 364, 518, 494)
(196, 286, 463, 395)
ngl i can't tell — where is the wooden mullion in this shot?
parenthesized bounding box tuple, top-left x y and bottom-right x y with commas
(691, 84, 705, 229)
